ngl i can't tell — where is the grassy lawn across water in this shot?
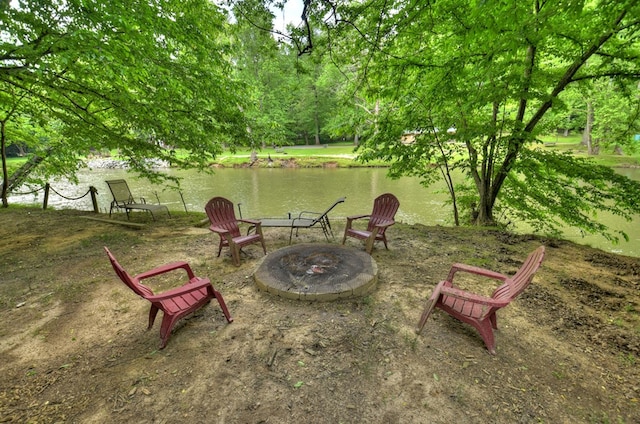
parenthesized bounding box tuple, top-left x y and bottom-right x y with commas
(5, 136, 640, 169)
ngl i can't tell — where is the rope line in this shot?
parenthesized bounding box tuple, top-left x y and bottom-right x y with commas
(48, 186, 93, 201)
(10, 184, 181, 214)
(12, 185, 93, 200)
(12, 187, 43, 195)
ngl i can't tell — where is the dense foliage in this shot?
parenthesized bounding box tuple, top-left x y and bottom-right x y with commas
(3, 0, 640, 243)
(300, 0, 640, 240)
(1, 0, 248, 204)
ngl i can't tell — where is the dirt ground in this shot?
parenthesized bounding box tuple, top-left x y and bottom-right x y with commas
(0, 208, 638, 423)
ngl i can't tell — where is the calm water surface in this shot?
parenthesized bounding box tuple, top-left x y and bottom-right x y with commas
(8, 167, 640, 257)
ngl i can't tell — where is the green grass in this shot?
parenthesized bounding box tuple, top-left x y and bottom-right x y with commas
(6, 135, 640, 170)
(539, 134, 640, 167)
(48, 143, 388, 167)
(212, 143, 390, 167)
(6, 157, 28, 175)
(222, 145, 358, 158)
(539, 134, 583, 145)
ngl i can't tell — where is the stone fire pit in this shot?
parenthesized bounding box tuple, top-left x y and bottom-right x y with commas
(253, 243, 378, 301)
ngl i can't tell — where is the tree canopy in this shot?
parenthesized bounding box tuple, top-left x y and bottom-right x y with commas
(3, 0, 640, 244)
(1, 0, 248, 204)
(298, 0, 640, 241)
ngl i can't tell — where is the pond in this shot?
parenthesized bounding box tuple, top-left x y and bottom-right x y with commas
(8, 166, 640, 258)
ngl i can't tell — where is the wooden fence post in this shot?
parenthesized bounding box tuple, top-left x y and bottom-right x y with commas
(43, 183, 50, 210)
(90, 186, 99, 213)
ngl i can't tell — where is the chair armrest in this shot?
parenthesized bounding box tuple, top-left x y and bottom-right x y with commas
(345, 214, 370, 232)
(297, 210, 321, 219)
(135, 261, 196, 280)
(239, 218, 261, 227)
(209, 225, 230, 235)
(290, 217, 317, 228)
(146, 278, 212, 301)
(296, 210, 324, 226)
(373, 219, 395, 229)
(447, 263, 508, 283)
(240, 219, 262, 233)
(299, 197, 346, 219)
(346, 215, 370, 230)
(440, 286, 510, 308)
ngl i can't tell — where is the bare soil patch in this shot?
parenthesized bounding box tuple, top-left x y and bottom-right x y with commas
(1, 208, 638, 423)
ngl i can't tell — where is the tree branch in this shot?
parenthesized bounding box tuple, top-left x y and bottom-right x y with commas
(492, 8, 630, 202)
(525, 9, 629, 133)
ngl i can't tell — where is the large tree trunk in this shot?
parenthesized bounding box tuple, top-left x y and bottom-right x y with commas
(583, 100, 597, 154)
(1, 120, 7, 208)
(6, 154, 46, 190)
(475, 185, 496, 226)
(1, 151, 46, 207)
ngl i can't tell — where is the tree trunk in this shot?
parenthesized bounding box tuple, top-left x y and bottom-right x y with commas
(475, 197, 495, 226)
(584, 100, 597, 154)
(1, 120, 8, 208)
(474, 184, 496, 226)
(6, 154, 46, 191)
(313, 85, 321, 145)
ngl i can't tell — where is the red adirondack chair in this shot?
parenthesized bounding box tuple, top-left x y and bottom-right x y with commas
(204, 197, 267, 266)
(205, 196, 267, 266)
(104, 247, 233, 349)
(416, 246, 545, 354)
(342, 193, 400, 254)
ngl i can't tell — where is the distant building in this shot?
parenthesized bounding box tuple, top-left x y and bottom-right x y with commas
(401, 127, 456, 145)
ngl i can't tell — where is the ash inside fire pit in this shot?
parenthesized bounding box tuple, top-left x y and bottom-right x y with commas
(254, 244, 378, 301)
